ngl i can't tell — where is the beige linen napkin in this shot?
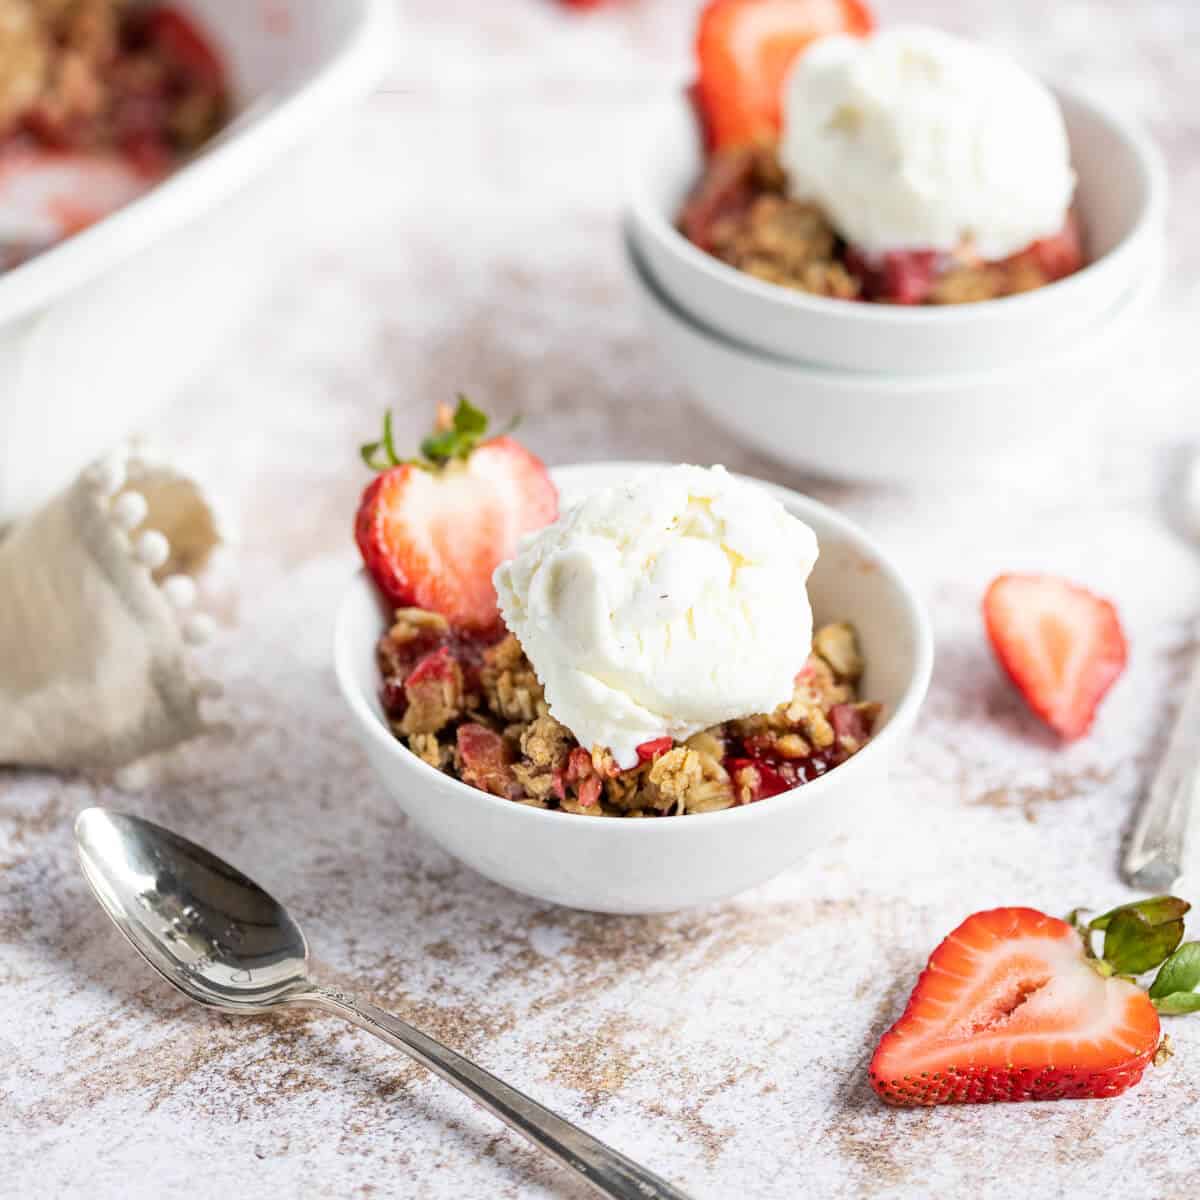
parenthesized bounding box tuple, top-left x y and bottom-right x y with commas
(0, 443, 224, 770)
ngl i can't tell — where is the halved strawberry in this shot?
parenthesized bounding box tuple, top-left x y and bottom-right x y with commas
(871, 907, 1164, 1106)
(983, 574, 1127, 740)
(355, 398, 558, 632)
(695, 0, 875, 150)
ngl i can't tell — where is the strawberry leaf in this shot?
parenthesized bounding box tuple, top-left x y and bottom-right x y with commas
(1101, 908, 1186, 977)
(1090, 896, 1190, 931)
(420, 395, 490, 464)
(1154, 992, 1200, 1016)
(1149, 942, 1200, 1015)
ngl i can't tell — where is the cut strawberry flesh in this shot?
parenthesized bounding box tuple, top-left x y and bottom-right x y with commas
(984, 574, 1127, 740)
(356, 436, 558, 633)
(871, 908, 1161, 1105)
(377, 623, 491, 718)
(696, 0, 875, 149)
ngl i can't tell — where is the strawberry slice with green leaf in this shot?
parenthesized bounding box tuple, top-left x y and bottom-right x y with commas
(983, 574, 1127, 740)
(869, 897, 1200, 1106)
(695, 0, 875, 150)
(355, 397, 558, 632)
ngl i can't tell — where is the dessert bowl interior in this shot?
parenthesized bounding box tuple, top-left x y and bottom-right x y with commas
(627, 85, 1166, 374)
(626, 225, 1160, 486)
(335, 463, 933, 914)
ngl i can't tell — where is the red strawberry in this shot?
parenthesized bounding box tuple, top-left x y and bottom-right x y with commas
(355, 398, 558, 632)
(871, 906, 1166, 1106)
(695, 0, 874, 150)
(983, 574, 1127, 740)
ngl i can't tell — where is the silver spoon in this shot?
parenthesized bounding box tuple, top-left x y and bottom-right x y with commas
(1123, 455, 1200, 890)
(75, 807, 690, 1200)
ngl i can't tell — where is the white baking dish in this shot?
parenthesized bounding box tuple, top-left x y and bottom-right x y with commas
(0, 0, 393, 524)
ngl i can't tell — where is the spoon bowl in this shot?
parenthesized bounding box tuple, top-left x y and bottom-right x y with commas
(75, 806, 691, 1200)
(76, 808, 310, 1012)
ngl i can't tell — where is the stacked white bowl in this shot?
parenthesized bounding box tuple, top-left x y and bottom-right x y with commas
(625, 87, 1167, 485)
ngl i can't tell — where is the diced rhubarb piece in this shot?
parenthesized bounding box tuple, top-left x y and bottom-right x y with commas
(457, 724, 514, 797)
(401, 646, 463, 735)
(564, 746, 594, 783)
(144, 6, 227, 94)
(728, 757, 791, 802)
(1028, 211, 1084, 282)
(845, 247, 942, 305)
(678, 145, 758, 251)
(880, 249, 939, 305)
(829, 702, 876, 749)
(406, 645, 455, 687)
(380, 678, 407, 717)
(635, 737, 674, 763)
(577, 776, 603, 808)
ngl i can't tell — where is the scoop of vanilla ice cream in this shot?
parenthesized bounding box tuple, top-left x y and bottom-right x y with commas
(779, 27, 1075, 260)
(493, 465, 819, 769)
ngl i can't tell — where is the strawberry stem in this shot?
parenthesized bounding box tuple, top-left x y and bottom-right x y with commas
(1071, 896, 1199, 1001)
(361, 409, 401, 471)
(420, 395, 490, 464)
(361, 396, 518, 475)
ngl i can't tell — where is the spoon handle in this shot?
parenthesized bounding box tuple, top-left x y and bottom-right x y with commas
(304, 983, 692, 1200)
(1124, 649, 1200, 890)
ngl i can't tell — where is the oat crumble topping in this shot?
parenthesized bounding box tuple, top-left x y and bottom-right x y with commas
(376, 612, 881, 817)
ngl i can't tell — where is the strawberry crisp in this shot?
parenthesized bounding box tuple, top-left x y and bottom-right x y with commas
(376, 611, 879, 816)
(356, 400, 881, 817)
(679, 142, 1085, 306)
(683, 4, 1085, 305)
(0, 1, 229, 268)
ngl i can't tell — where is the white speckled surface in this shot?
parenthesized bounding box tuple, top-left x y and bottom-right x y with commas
(4, 1, 1200, 1196)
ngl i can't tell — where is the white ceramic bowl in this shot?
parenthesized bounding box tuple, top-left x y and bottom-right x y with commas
(334, 463, 933, 914)
(627, 86, 1167, 374)
(0, 0, 393, 525)
(626, 226, 1159, 486)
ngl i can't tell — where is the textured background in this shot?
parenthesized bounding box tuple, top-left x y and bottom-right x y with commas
(4, 1, 1200, 1196)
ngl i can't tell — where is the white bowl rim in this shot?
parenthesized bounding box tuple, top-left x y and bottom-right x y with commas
(334, 462, 935, 835)
(627, 81, 1168, 328)
(0, 0, 394, 326)
(625, 220, 1162, 386)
